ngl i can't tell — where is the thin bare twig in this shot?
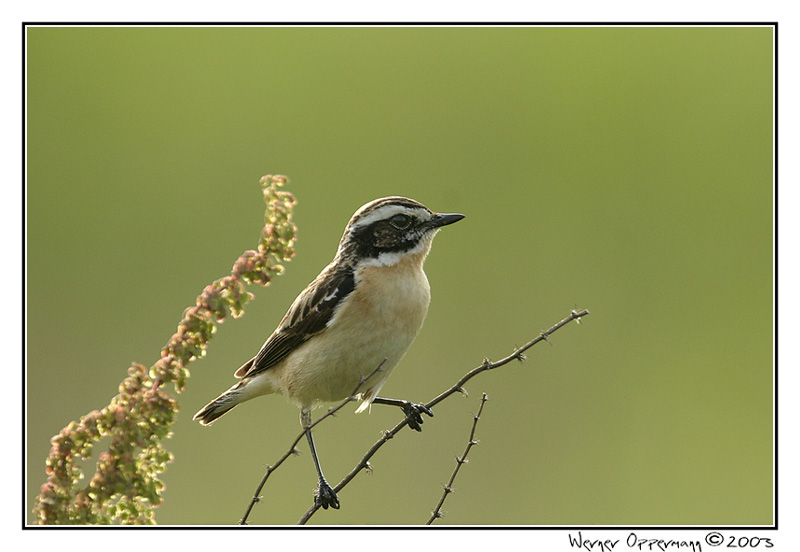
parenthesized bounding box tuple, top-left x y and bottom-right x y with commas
(426, 309, 590, 410)
(295, 308, 590, 524)
(239, 359, 387, 525)
(427, 392, 489, 524)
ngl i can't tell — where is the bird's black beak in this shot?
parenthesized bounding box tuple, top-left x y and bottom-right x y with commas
(429, 212, 465, 228)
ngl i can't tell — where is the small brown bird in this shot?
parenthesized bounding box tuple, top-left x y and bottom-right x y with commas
(194, 196, 464, 509)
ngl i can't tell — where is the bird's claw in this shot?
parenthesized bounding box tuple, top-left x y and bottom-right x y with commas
(315, 479, 340, 510)
(402, 402, 434, 432)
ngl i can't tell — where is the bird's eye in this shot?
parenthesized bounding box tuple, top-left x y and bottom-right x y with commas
(389, 214, 412, 230)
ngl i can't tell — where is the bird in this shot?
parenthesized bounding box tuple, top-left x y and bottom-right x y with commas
(193, 196, 464, 510)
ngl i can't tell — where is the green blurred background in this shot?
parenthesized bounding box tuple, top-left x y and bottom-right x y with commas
(26, 26, 773, 525)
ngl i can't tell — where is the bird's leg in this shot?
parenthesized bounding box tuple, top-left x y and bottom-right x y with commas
(371, 397, 434, 432)
(301, 407, 339, 510)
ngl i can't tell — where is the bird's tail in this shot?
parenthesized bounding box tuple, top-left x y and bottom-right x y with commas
(193, 382, 246, 425)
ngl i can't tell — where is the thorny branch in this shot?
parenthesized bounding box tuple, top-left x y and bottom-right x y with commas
(427, 392, 489, 525)
(239, 360, 387, 525)
(292, 308, 590, 525)
(240, 308, 588, 525)
(425, 309, 589, 411)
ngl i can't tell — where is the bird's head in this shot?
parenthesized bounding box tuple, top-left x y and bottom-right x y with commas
(337, 196, 464, 267)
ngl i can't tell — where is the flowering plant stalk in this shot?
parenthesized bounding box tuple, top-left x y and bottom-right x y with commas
(33, 175, 297, 524)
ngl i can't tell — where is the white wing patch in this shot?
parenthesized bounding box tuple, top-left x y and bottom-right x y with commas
(322, 288, 338, 302)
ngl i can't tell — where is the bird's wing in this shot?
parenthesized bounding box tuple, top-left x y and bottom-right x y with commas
(235, 263, 355, 379)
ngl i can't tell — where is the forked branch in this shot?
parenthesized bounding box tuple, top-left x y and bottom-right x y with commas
(427, 392, 490, 524)
(239, 360, 387, 524)
(292, 308, 590, 525)
(240, 308, 588, 525)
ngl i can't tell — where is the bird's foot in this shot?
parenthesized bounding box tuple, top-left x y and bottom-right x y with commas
(401, 401, 434, 432)
(314, 479, 340, 510)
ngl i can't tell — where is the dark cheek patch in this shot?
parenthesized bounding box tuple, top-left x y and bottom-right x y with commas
(372, 225, 399, 248)
(352, 221, 420, 258)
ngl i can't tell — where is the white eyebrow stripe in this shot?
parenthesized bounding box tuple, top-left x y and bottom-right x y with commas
(348, 205, 431, 233)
